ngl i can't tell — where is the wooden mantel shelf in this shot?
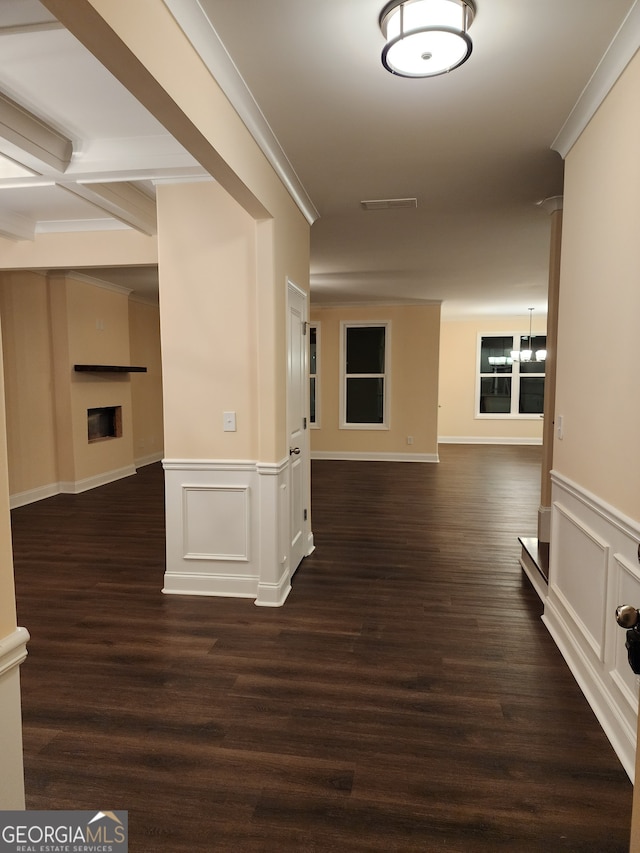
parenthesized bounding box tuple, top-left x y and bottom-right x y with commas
(74, 365, 147, 373)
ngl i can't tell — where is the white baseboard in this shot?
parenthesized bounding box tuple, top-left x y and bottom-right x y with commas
(162, 571, 258, 598)
(255, 569, 292, 607)
(135, 451, 164, 468)
(10, 464, 139, 508)
(60, 464, 137, 495)
(543, 600, 636, 781)
(10, 482, 59, 509)
(438, 436, 543, 445)
(520, 554, 548, 602)
(311, 450, 439, 462)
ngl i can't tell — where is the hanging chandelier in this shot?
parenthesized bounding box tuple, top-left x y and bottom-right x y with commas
(379, 0, 476, 78)
(511, 308, 546, 363)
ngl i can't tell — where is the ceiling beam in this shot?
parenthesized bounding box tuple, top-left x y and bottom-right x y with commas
(0, 210, 35, 241)
(0, 90, 73, 174)
(58, 181, 157, 235)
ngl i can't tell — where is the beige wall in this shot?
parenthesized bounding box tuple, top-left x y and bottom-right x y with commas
(0, 272, 58, 495)
(439, 316, 546, 443)
(158, 181, 259, 461)
(310, 303, 440, 457)
(0, 270, 163, 497)
(0, 228, 157, 272)
(0, 327, 17, 635)
(158, 183, 310, 465)
(129, 299, 163, 463)
(50, 274, 135, 484)
(0, 313, 24, 811)
(40, 0, 311, 470)
(555, 51, 640, 521)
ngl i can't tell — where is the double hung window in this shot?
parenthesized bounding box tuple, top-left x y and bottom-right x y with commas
(478, 334, 546, 417)
(341, 322, 389, 429)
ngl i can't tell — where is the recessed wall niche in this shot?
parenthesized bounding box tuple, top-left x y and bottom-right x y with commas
(87, 406, 122, 442)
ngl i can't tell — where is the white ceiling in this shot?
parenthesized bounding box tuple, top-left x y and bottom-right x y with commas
(0, 0, 636, 316)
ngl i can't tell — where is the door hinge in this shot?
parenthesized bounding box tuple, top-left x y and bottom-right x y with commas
(303, 417, 307, 429)
(302, 321, 308, 335)
(304, 508, 308, 521)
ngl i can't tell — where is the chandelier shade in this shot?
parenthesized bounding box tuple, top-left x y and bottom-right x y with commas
(379, 0, 476, 78)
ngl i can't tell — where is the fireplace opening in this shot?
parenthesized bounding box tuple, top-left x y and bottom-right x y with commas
(87, 406, 122, 442)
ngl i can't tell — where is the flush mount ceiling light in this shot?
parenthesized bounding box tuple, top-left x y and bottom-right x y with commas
(379, 0, 476, 78)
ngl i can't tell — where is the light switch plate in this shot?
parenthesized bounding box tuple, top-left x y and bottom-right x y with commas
(223, 411, 236, 432)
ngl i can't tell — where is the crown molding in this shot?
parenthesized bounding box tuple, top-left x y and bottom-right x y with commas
(310, 298, 442, 309)
(52, 270, 133, 296)
(536, 195, 563, 215)
(162, 0, 319, 225)
(552, 1, 640, 158)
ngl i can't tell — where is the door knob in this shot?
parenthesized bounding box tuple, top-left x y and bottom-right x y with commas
(616, 605, 640, 675)
(289, 447, 301, 456)
(616, 604, 640, 629)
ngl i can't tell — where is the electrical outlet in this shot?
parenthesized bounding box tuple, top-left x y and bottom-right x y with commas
(407, 436, 414, 445)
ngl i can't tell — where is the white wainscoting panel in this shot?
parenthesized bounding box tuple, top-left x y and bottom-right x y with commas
(183, 485, 249, 561)
(255, 459, 292, 607)
(163, 458, 297, 606)
(552, 504, 609, 660)
(611, 553, 640, 711)
(544, 471, 640, 781)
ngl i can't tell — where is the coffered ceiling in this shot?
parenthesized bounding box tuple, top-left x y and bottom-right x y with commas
(0, 0, 636, 316)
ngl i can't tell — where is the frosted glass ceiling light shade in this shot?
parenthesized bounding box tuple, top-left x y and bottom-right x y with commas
(380, 0, 476, 78)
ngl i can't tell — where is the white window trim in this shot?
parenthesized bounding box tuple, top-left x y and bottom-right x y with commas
(339, 320, 391, 430)
(475, 331, 546, 420)
(310, 322, 320, 429)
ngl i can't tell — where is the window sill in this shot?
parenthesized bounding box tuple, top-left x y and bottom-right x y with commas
(475, 414, 544, 421)
(340, 423, 389, 430)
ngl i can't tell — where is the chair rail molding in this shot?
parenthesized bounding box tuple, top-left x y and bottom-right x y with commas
(0, 626, 30, 809)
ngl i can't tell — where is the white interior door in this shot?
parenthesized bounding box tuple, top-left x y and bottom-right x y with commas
(287, 280, 308, 574)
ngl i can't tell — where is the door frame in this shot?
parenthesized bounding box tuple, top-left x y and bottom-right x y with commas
(286, 278, 312, 579)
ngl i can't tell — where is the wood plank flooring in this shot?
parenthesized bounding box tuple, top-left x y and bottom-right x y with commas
(11, 445, 632, 852)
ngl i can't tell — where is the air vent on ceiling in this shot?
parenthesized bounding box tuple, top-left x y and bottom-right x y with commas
(360, 198, 418, 211)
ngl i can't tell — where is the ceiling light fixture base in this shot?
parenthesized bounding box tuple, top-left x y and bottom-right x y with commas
(379, 0, 476, 78)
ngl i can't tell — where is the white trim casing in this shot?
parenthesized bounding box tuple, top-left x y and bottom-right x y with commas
(161, 0, 319, 225)
(311, 450, 439, 463)
(552, 2, 640, 158)
(543, 471, 640, 781)
(0, 626, 30, 809)
(162, 458, 310, 606)
(438, 436, 542, 446)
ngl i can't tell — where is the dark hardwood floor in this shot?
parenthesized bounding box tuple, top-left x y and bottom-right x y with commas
(11, 445, 632, 852)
